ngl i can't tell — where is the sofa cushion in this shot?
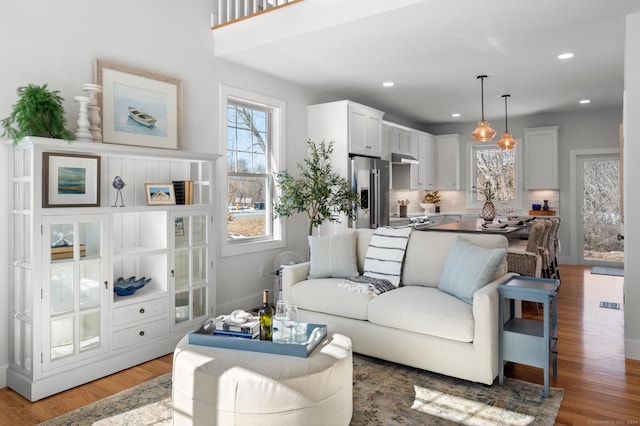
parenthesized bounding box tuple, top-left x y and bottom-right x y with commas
(307, 230, 358, 279)
(367, 286, 474, 343)
(438, 237, 506, 304)
(289, 278, 373, 320)
(363, 226, 412, 286)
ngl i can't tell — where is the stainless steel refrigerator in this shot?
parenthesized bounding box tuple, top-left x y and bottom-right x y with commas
(349, 156, 390, 229)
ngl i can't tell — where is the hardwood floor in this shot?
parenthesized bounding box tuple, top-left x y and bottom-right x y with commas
(0, 265, 638, 425)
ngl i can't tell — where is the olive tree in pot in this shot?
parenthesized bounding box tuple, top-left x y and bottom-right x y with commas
(274, 139, 358, 236)
(1, 84, 74, 144)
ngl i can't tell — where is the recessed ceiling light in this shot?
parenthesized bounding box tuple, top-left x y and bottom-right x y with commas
(451, 113, 461, 118)
(558, 53, 574, 60)
(382, 82, 394, 87)
(579, 99, 591, 104)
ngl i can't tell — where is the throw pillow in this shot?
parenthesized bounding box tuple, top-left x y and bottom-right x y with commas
(439, 237, 506, 304)
(363, 226, 412, 287)
(307, 230, 358, 279)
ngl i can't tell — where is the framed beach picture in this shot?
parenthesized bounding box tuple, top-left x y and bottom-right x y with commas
(43, 153, 101, 207)
(96, 59, 183, 150)
(145, 183, 176, 206)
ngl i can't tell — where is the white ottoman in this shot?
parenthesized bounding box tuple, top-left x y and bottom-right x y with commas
(172, 333, 353, 426)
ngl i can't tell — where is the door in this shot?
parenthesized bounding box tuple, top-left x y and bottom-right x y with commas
(42, 215, 109, 371)
(172, 212, 209, 329)
(577, 154, 624, 266)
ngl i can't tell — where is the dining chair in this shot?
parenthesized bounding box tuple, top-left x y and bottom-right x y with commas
(507, 222, 546, 278)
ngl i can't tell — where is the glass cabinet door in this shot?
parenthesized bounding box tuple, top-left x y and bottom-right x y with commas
(173, 214, 208, 326)
(43, 215, 108, 369)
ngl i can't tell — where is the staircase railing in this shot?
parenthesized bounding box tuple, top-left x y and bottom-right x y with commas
(211, 0, 303, 28)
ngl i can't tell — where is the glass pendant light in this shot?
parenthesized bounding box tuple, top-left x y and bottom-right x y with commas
(471, 75, 496, 142)
(497, 94, 517, 150)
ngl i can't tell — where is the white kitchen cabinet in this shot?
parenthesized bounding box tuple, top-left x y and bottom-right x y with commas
(523, 126, 559, 189)
(416, 131, 435, 190)
(435, 134, 461, 190)
(5, 137, 218, 401)
(308, 100, 384, 160)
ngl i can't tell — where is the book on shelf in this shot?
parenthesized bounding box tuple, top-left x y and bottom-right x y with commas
(213, 329, 259, 339)
(172, 180, 194, 205)
(214, 314, 260, 334)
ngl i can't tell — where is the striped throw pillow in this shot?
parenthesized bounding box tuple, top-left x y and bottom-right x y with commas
(363, 227, 412, 286)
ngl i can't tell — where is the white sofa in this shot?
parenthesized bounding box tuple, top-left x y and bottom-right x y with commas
(282, 228, 514, 385)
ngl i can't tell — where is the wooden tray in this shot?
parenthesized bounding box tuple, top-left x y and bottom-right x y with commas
(529, 209, 556, 216)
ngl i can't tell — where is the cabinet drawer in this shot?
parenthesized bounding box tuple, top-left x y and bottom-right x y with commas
(113, 318, 167, 350)
(113, 297, 167, 327)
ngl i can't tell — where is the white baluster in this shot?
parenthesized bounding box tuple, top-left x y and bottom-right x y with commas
(74, 96, 93, 142)
(218, 0, 224, 25)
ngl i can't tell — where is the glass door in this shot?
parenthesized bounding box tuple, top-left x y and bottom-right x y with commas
(42, 215, 108, 370)
(577, 154, 624, 266)
(172, 213, 208, 327)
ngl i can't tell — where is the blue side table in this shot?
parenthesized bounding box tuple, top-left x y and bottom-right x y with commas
(498, 276, 560, 397)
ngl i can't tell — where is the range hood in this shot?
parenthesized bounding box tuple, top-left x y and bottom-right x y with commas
(391, 152, 419, 165)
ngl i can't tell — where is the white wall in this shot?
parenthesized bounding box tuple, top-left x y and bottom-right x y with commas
(0, 0, 320, 387)
(624, 12, 640, 360)
(424, 107, 623, 265)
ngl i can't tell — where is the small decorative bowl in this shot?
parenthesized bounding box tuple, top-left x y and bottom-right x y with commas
(114, 276, 152, 296)
(532, 204, 542, 211)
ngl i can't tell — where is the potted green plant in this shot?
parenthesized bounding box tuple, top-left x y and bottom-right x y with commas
(1, 84, 74, 144)
(274, 139, 358, 236)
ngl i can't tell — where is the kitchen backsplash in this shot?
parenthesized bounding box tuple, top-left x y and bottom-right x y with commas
(389, 189, 560, 217)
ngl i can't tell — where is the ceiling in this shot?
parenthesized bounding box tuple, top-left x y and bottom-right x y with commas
(213, 0, 640, 126)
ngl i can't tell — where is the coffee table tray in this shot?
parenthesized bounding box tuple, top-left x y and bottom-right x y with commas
(188, 322, 327, 358)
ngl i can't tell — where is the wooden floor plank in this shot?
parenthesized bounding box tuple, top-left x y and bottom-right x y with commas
(0, 265, 638, 425)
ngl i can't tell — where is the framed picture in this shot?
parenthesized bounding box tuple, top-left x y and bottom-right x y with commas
(175, 217, 185, 236)
(43, 153, 101, 208)
(145, 183, 176, 205)
(96, 59, 183, 150)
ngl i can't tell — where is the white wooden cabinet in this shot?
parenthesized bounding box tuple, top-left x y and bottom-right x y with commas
(435, 134, 461, 190)
(5, 137, 218, 401)
(308, 100, 384, 160)
(416, 131, 435, 190)
(523, 126, 559, 189)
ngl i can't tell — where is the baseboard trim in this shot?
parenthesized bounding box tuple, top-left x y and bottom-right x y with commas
(0, 364, 7, 388)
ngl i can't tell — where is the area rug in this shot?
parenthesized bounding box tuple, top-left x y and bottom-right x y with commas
(40, 354, 563, 426)
(591, 266, 624, 276)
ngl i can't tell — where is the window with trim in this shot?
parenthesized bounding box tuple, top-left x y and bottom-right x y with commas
(222, 86, 284, 255)
(467, 142, 522, 209)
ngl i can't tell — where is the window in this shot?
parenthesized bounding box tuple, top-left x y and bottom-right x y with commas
(221, 86, 285, 256)
(467, 142, 522, 209)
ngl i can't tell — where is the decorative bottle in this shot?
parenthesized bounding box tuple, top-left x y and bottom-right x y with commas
(543, 200, 549, 211)
(258, 289, 273, 341)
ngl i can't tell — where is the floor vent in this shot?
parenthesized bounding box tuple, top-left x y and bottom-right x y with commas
(599, 301, 621, 310)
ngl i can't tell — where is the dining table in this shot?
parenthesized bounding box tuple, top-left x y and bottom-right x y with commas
(426, 217, 528, 236)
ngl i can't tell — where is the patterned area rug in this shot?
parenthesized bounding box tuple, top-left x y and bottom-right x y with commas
(40, 354, 562, 425)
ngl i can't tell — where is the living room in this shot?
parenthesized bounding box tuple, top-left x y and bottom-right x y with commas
(1, 0, 640, 424)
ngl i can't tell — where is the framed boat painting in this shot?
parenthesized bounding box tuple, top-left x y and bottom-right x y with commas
(96, 59, 183, 150)
(43, 153, 101, 207)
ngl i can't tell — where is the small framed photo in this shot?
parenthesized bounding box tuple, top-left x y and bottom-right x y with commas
(96, 59, 183, 150)
(145, 183, 176, 205)
(175, 217, 185, 236)
(43, 153, 101, 208)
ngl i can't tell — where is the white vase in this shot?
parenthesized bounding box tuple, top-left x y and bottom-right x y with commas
(420, 203, 436, 214)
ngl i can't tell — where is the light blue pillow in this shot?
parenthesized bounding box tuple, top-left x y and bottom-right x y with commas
(439, 237, 506, 304)
(308, 230, 359, 279)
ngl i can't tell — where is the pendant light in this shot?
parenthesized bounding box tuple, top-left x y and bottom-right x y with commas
(471, 75, 496, 142)
(497, 94, 517, 150)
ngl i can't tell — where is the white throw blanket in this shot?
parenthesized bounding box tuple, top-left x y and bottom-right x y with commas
(338, 275, 397, 295)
